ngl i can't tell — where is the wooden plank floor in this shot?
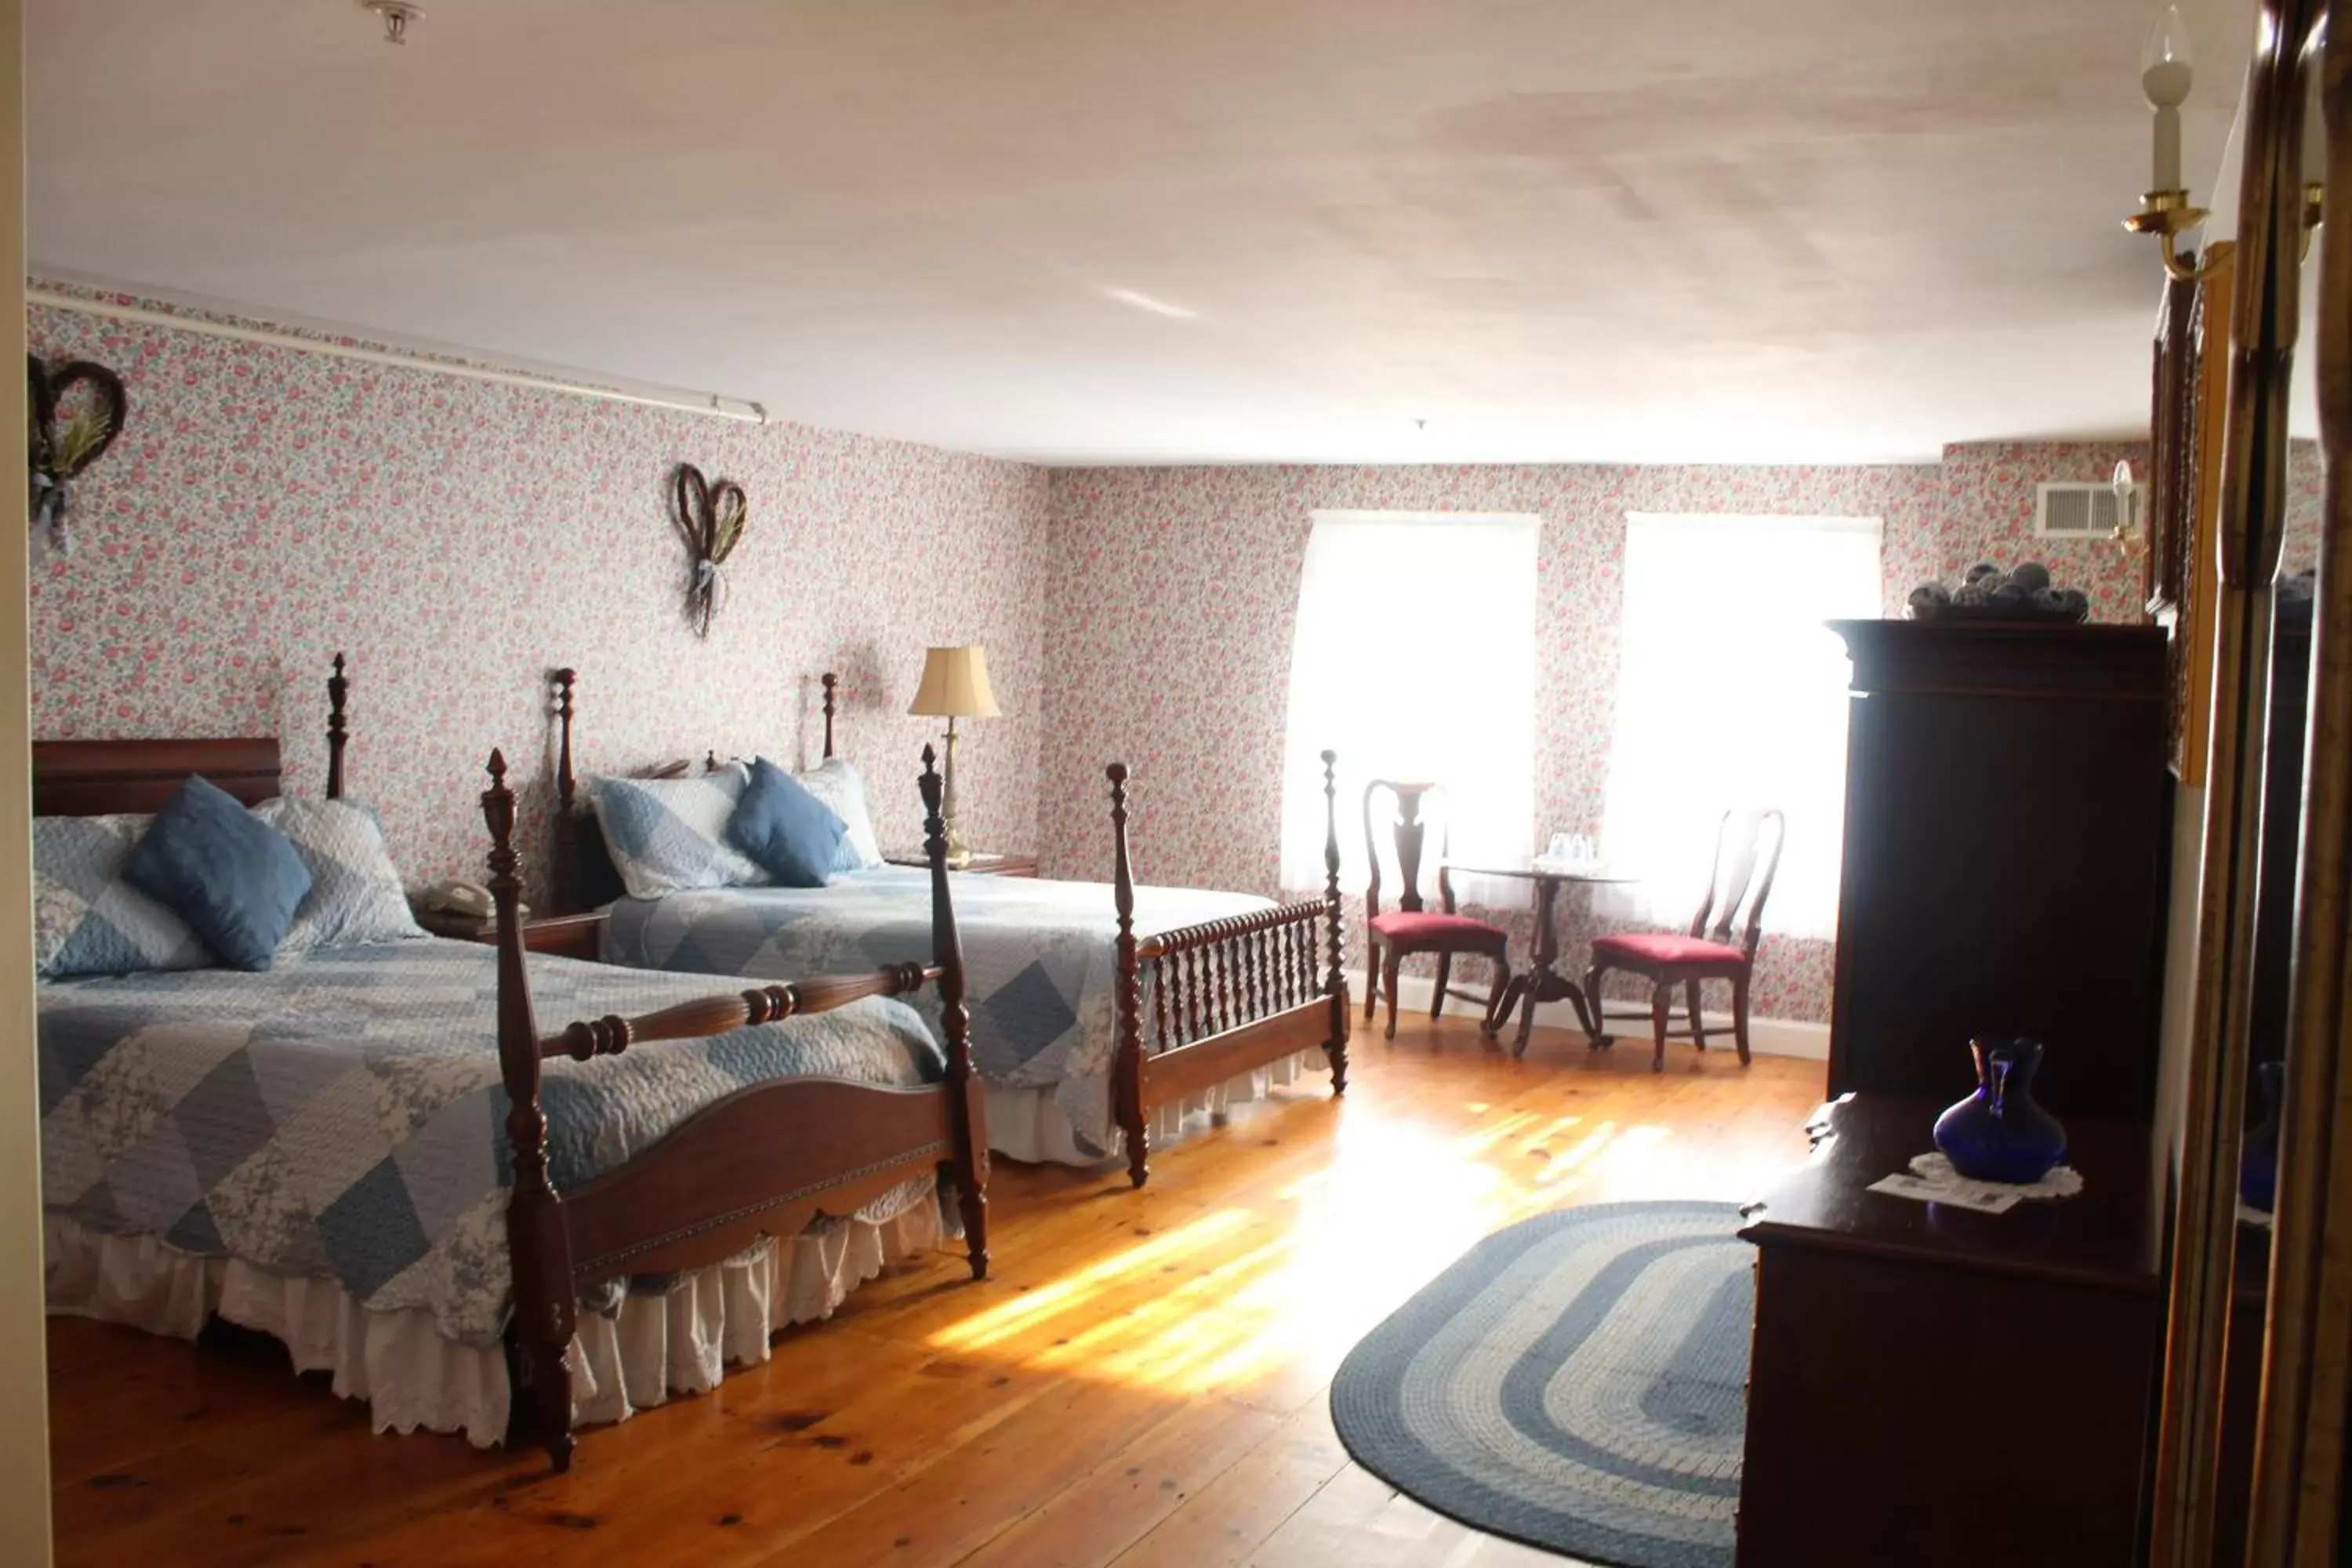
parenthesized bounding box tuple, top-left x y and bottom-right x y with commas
(45, 1018, 1824, 1567)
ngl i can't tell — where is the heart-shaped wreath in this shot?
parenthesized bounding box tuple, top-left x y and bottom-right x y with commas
(672, 462, 748, 637)
(27, 354, 128, 556)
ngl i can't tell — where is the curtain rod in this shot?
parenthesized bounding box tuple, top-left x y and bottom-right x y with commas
(25, 289, 771, 426)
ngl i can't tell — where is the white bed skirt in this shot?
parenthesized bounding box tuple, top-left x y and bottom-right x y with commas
(985, 1047, 1323, 1165)
(45, 1199, 944, 1449)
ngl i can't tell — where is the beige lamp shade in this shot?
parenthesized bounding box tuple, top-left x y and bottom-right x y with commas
(907, 645, 1001, 719)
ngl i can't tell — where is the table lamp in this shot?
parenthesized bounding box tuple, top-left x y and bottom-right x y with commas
(907, 645, 1000, 869)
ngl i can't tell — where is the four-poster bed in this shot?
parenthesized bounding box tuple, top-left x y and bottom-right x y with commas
(35, 658, 988, 1470)
(474, 742, 986, 1469)
(546, 666, 1349, 1185)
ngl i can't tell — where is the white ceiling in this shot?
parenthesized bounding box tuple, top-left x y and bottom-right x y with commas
(27, 0, 2249, 465)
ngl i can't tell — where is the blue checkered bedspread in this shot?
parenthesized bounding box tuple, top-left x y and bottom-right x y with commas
(38, 938, 944, 1344)
(601, 868, 1274, 1156)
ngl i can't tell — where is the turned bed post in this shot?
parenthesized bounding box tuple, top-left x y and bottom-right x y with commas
(920, 746, 989, 1276)
(550, 668, 579, 913)
(822, 672, 837, 760)
(1107, 763, 1150, 1187)
(1321, 749, 1350, 1092)
(324, 652, 349, 801)
(483, 750, 578, 1472)
(552, 669, 578, 815)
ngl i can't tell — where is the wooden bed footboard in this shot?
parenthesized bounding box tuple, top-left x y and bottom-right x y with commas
(1106, 750, 1348, 1188)
(481, 742, 985, 1472)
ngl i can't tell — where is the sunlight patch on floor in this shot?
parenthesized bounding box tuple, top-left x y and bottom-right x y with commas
(926, 1207, 1256, 1352)
(924, 1100, 1682, 1396)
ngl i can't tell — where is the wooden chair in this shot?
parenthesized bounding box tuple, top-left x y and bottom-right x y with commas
(1584, 808, 1784, 1071)
(1361, 781, 1512, 1042)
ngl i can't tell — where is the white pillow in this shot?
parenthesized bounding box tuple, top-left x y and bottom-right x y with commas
(32, 812, 210, 979)
(590, 764, 772, 898)
(797, 757, 884, 872)
(255, 796, 426, 955)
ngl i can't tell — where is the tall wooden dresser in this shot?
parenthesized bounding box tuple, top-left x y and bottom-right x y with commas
(1734, 621, 2176, 1566)
(1822, 621, 2172, 1122)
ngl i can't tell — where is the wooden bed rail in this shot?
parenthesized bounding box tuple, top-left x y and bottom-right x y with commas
(1135, 902, 1330, 1052)
(1105, 749, 1349, 1186)
(538, 964, 945, 1061)
(1135, 900, 1333, 959)
(480, 742, 983, 1472)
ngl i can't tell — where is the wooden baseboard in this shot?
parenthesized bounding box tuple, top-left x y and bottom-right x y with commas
(1351, 968, 1831, 1061)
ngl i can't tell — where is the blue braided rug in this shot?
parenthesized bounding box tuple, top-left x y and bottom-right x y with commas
(1329, 1201, 1750, 1567)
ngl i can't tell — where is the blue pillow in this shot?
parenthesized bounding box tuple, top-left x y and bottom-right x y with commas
(124, 775, 314, 971)
(728, 757, 848, 887)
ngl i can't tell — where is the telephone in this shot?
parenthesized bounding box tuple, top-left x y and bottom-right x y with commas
(422, 879, 495, 920)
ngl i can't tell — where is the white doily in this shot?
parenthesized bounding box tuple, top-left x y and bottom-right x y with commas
(1907, 1152, 2084, 1202)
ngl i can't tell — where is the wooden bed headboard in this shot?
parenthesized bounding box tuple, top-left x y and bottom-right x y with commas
(31, 654, 350, 817)
(547, 666, 840, 914)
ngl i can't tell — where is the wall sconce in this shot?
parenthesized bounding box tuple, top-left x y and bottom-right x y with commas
(2111, 460, 2147, 561)
(2124, 5, 2324, 281)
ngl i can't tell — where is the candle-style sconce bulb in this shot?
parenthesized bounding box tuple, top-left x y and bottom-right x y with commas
(2124, 5, 2220, 281)
(2143, 7, 2194, 194)
(2142, 5, 2194, 106)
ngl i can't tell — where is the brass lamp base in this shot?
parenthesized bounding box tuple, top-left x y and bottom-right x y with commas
(941, 720, 972, 869)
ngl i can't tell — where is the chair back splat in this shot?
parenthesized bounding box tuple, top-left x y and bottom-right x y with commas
(1363, 779, 1450, 917)
(1693, 808, 1787, 959)
(1586, 805, 1785, 1072)
(1359, 779, 1512, 1042)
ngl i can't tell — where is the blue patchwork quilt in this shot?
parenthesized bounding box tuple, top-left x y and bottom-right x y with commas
(38, 938, 944, 1344)
(601, 868, 1275, 1155)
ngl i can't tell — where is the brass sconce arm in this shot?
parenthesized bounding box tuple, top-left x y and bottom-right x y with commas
(2124, 191, 2229, 282)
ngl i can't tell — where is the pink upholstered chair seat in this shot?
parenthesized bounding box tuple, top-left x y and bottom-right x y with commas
(1582, 807, 1785, 1070)
(1359, 780, 1516, 1040)
(1589, 932, 1745, 967)
(1369, 909, 1505, 943)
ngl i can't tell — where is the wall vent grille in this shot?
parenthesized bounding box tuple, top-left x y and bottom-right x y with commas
(2036, 481, 2143, 539)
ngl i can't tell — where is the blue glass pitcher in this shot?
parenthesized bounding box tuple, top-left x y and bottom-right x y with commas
(1932, 1037, 2068, 1185)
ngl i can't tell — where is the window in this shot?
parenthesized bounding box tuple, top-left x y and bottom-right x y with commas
(1599, 514, 1882, 942)
(1279, 511, 1541, 898)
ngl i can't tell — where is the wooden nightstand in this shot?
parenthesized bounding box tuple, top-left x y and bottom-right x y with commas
(882, 851, 1039, 878)
(415, 906, 607, 960)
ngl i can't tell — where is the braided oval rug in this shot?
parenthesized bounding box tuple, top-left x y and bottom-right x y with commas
(1329, 1201, 1750, 1568)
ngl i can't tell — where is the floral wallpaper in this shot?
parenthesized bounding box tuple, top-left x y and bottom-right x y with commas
(1038, 447, 2198, 1025)
(2287, 438, 2325, 577)
(27, 287, 1053, 904)
(1938, 441, 2154, 621)
(37, 281, 2305, 1028)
